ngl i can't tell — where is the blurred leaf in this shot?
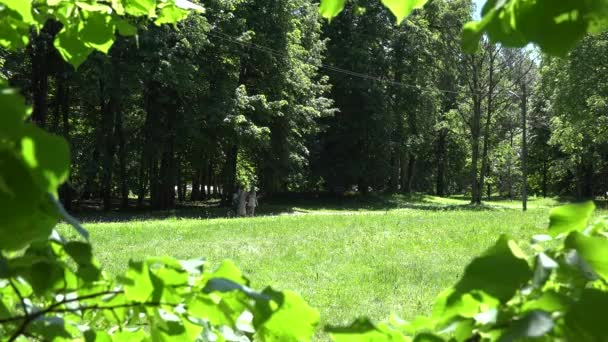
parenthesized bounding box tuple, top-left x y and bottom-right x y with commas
(498, 310, 554, 342)
(20, 125, 70, 194)
(564, 288, 608, 340)
(0, 151, 58, 251)
(549, 202, 595, 236)
(123, 260, 154, 302)
(449, 235, 531, 304)
(255, 290, 319, 341)
(327, 318, 409, 342)
(319, 0, 346, 20)
(413, 333, 443, 342)
(80, 11, 116, 53)
(124, 0, 156, 17)
(565, 231, 608, 280)
(54, 24, 95, 69)
(522, 291, 571, 313)
(380, 0, 427, 24)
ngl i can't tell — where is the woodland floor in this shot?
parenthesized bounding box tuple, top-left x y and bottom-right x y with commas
(58, 195, 602, 340)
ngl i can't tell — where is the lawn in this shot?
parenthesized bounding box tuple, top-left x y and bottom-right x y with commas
(59, 195, 568, 338)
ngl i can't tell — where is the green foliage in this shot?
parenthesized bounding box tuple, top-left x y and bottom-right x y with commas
(330, 201, 608, 340)
(0, 0, 204, 68)
(463, 0, 608, 55)
(319, 0, 428, 24)
(0, 1, 317, 341)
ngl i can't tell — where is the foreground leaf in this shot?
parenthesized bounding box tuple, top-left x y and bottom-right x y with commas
(565, 231, 608, 280)
(548, 201, 595, 236)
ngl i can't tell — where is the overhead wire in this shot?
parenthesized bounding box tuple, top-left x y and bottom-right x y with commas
(205, 30, 465, 95)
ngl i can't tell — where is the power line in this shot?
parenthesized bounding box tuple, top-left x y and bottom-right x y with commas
(205, 30, 464, 96)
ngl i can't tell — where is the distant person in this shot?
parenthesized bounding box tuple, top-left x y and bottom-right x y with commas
(246, 188, 258, 217)
(231, 186, 241, 217)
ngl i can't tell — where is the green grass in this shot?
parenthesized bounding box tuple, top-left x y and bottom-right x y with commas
(59, 195, 575, 339)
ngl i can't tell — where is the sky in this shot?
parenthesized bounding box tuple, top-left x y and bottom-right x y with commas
(473, 0, 484, 19)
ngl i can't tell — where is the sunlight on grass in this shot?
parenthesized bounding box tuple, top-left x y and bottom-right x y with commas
(58, 195, 569, 340)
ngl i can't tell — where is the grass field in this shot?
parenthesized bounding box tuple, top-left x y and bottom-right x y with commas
(59, 195, 580, 338)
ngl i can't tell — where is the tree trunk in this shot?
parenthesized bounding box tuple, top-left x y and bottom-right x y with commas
(100, 75, 120, 212)
(542, 160, 548, 198)
(191, 168, 201, 201)
(222, 145, 238, 205)
(115, 104, 129, 210)
(137, 150, 147, 206)
(469, 55, 483, 205)
(436, 125, 448, 197)
(405, 154, 416, 193)
(58, 73, 72, 210)
(521, 82, 528, 211)
(399, 150, 408, 192)
(389, 149, 400, 193)
(479, 46, 497, 204)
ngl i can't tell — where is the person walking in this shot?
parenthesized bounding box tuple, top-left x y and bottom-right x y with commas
(231, 186, 241, 217)
(246, 188, 258, 217)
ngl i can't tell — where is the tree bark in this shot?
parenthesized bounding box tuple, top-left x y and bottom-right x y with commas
(222, 145, 238, 205)
(469, 54, 483, 205)
(521, 82, 528, 211)
(436, 126, 447, 197)
(115, 103, 128, 210)
(57, 73, 72, 210)
(191, 168, 201, 201)
(479, 45, 498, 204)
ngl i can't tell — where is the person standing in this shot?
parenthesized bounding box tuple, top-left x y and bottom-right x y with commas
(246, 188, 258, 217)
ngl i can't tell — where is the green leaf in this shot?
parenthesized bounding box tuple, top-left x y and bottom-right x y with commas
(461, 9, 496, 53)
(450, 235, 531, 304)
(380, 0, 427, 24)
(548, 201, 595, 236)
(64, 241, 101, 282)
(0, 0, 34, 23)
(463, 0, 608, 56)
(564, 288, 608, 341)
(20, 125, 70, 194)
(80, 12, 116, 53)
(565, 231, 608, 280)
(522, 291, 571, 313)
(498, 311, 554, 342)
(0, 151, 58, 251)
(23, 260, 66, 294)
(113, 18, 138, 36)
(84, 329, 112, 342)
(0, 82, 31, 137)
(0, 0, 35, 49)
(413, 333, 443, 342)
(327, 318, 409, 342)
(54, 24, 95, 69)
(319, 0, 346, 20)
(210, 259, 249, 285)
(432, 288, 499, 325)
(187, 294, 236, 326)
(256, 290, 320, 342)
(123, 260, 154, 302)
(111, 329, 148, 341)
(76, 2, 112, 12)
(155, 3, 190, 26)
(124, 0, 156, 17)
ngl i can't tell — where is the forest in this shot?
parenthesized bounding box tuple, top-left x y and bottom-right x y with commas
(3, 0, 607, 212)
(3, 0, 608, 341)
